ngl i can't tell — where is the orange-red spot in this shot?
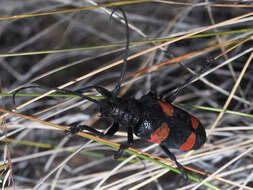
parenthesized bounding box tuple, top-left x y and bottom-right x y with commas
(148, 122, 170, 144)
(191, 116, 199, 129)
(158, 101, 174, 117)
(180, 133, 196, 151)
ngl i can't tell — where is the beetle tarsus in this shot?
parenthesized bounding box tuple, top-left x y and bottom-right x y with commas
(160, 144, 188, 180)
(114, 144, 129, 159)
(65, 125, 105, 137)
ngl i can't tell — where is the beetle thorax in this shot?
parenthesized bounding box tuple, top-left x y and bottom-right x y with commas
(100, 98, 140, 126)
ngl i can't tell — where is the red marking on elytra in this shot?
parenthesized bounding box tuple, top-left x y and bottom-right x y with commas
(191, 116, 199, 129)
(180, 133, 196, 151)
(148, 122, 170, 144)
(158, 101, 174, 117)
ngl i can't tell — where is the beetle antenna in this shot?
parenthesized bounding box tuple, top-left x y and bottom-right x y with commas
(111, 8, 130, 99)
(12, 84, 102, 106)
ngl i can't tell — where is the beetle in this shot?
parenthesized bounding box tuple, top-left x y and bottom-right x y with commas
(13, 8, 206, 179)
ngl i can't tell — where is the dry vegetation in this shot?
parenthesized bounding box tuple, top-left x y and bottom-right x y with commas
(1, 0, 253, 189)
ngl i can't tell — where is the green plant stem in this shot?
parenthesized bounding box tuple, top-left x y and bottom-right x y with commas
(0, 28, 252, 58)
(1, 138, 138, 163)
(0, 107, 218, 189)
(3, 93, 253, 119)
(176, 103, 253, 119)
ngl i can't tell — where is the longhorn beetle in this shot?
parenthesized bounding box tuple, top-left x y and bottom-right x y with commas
(13, 8, 206, 179)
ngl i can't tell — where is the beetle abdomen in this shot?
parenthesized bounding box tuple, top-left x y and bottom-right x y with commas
(159, 105, 206, 151)
(144, 99, 206, 151)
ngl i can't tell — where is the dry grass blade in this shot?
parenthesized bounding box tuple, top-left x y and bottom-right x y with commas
(33, 141, 93, 190)
(209, 52, 253, 133)
(0, 108, 249, 189)
(194, 52, 253, 189)
(0, 109, 210, 180)
(1, 1, 253, 189)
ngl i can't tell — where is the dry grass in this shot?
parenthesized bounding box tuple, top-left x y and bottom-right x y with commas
(1, 0, 253, 189)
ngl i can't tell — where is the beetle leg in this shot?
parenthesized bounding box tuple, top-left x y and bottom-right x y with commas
(65, 122, 119, 137)
(104, 122, 119, 136)
(128, 127, 134, 145)
(160, 144, 188, 180)
(65, 125, 105, 136)
(147, 90, 158, 99)
(114, 127, 133, 159)
(160, 57, 213, 103)
(163, 88, 180, 103)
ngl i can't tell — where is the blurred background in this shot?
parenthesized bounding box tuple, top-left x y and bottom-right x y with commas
(1, 0, 253, 189)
